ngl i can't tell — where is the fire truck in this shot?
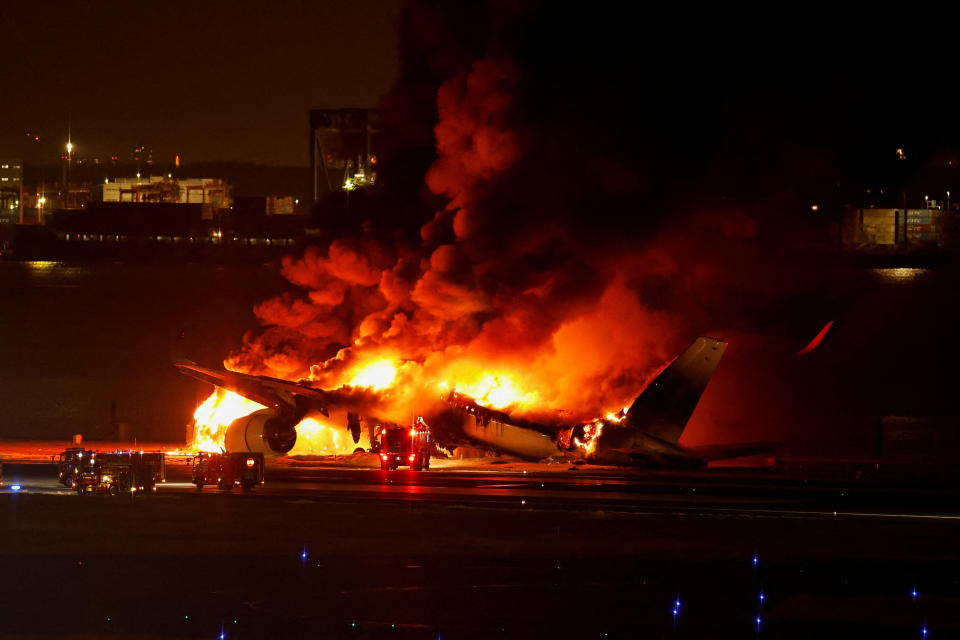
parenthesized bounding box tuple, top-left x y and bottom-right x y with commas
(378, 418, 432, 471)
(72, 451, 166, 495)
(190, 452, 264, 492)
(57, 448, 95, 486)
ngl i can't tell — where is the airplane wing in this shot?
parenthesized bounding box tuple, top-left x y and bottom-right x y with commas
(172, 328, 339, 417)
(174, 358, 334, 417)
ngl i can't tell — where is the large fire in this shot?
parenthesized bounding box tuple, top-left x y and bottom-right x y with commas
(190, 390, 374, 456)
(185, 53, 725, 456)
(348, 358, 398, 390)
(192, 389, 265, 453)
(441, 371, 539, 411)
(188, 356, 628, 456)
(288, 415, 372, 455)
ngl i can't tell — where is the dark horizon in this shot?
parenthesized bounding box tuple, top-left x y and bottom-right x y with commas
(0, 0, 399, 167)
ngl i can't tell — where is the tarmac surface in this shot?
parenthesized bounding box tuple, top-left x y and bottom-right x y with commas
(2, 458, 960, 639)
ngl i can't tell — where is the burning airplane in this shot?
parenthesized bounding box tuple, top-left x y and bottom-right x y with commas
(172, 52, 791, 466)
(176, 335, 766, 467)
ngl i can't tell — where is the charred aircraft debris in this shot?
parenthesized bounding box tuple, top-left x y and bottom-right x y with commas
(176, 336, 765, 468)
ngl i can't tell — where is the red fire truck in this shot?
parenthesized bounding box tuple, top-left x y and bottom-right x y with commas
(378, 418, 432, 471)
(190, 452, 264, 492)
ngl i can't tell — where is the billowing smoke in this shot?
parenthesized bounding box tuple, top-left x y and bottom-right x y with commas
(224, 4, 832, 431)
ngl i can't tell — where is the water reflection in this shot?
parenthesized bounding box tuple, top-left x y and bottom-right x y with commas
(869, 267, 930, 283)
(25, 260, 60, 270)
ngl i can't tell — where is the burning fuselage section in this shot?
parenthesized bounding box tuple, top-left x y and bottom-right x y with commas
(431, 393, 561, 460)
(428, 337, 731, 467)
(433, 396, 700, 467)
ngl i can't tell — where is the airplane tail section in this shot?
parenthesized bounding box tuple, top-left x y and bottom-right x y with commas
(624, 336, 726, 444)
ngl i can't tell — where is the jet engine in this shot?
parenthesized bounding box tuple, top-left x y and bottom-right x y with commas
(223, 409, 298, 456)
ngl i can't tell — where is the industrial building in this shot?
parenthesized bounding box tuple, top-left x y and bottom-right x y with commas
(841, 205, 950, 250)
(309, 108, 380, 202)
(100, 177, 232, 218)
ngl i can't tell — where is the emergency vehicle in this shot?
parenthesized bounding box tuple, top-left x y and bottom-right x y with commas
(72, 451, 165, 495)
(57, 448, 94, 486)
(378, 418, 432, 471)
(190, 452, 264, 492)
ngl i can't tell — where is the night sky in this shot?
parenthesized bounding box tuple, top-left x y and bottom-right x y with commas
(2, 3, 958, 182)
(0, 0, 399, 167)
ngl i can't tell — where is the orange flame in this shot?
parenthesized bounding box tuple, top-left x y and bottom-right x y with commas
(191, 389, 372, 456)
(191, 389, 264, 453)
(348, 358, 398, 390)
(192, 356, 625, 457)
(288, 414, 372, 455)
(573, 419, 604, 455)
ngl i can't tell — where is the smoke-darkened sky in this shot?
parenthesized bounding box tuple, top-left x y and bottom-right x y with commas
(0, 0, 399, 167)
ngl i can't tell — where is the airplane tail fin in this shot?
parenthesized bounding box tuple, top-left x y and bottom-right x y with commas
(625, 336, 727, 444)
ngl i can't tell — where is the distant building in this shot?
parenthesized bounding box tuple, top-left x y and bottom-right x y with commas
(27, 201, 304, 261)
(0, 159, 23, 223)
(309, 108, 380, 202)
(0, 159, 23, 186)
(131, 145, 154, 168)
(841, 207, 948, 249)
(266, 196, 296, 215)
(100, 176, 232, 219)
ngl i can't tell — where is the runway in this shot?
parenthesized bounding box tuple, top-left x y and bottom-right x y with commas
(4, 460, 960, 638)
(7, 458, 960, 522)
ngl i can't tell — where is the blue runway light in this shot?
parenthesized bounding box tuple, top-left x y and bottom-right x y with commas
(301, 545, 308, 562)
(752, 554, 759, 568)
(759, 590, 765, 605)
(912, 586, 919, 601)
(922, 624, 928, 638)
(10, 484, 21, 491)
(756, 616, 762, 631)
